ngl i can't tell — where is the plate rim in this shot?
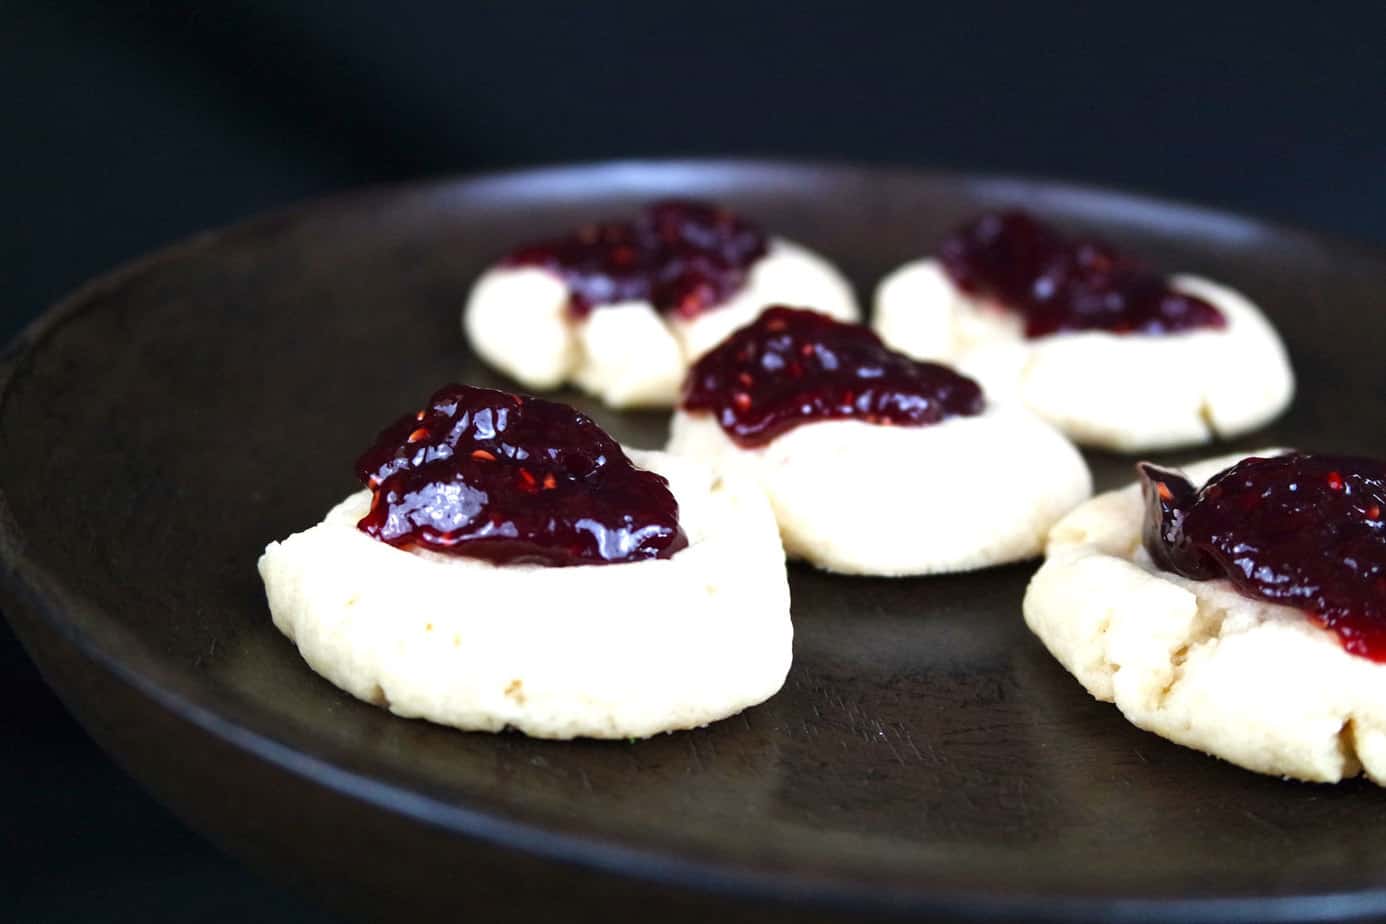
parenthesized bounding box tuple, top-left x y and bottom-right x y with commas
(5, 157, 1386, 923)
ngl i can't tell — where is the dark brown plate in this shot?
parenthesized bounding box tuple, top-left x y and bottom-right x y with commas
(4, 161, 1386, 924)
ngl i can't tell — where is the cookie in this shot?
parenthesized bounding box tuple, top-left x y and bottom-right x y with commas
(261, 384, 792, 740)
(465, 201, 857, 408)
(1025, 451, 1386, 784)
(873, 211, 1294, 451)
(666, 307, 1092, 575)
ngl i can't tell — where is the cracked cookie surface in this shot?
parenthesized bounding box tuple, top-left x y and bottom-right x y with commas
(1024, 451, 1386, 784)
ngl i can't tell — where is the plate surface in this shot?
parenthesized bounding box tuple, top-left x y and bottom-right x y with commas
(4, 161, 1386, 923)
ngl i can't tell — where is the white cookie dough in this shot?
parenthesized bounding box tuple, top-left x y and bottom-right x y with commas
(1025, 450, 1386, 785)
(465, 239, 859, 408)
(259, 451, 792, 740)
(873, 260, 1295, 451)
(666, 406, 1092, 576)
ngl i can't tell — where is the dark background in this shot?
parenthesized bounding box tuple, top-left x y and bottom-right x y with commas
(3, 4, 1384, 922)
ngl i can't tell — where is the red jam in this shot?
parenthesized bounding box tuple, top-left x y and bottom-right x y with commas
(503, 200, 768, 319)
(937, 210, 1227, 338)
(1140, 454, 1386, 661)
(355, 385, 687, 566)
(682, 307, 985, 447)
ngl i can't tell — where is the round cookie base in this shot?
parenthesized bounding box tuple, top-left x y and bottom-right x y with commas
(464, 238, 859, 409)
(666, 407, 1092, 576)
(872, 260, 1295, 452)
(258, 451, 792, 740)
(1024, 449, 1386, 785)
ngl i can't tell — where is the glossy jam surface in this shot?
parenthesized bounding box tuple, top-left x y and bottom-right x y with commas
(683, 307, 985, 447)
(504, 200, 768, 319)
(938, 210, 1226, 338)
(355, 385, 687, 566)
(1140, 453, 1386, 661)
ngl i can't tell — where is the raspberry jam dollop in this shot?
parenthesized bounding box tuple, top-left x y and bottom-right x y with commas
(682, 306, 985, 447)
(937, 210, 1227, 338)
(354, 385, 688, 566)
(503, 199, 768, 319)
(1140, 453, 1386, 661)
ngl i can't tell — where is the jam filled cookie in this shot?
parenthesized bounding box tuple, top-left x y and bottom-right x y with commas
(667, 307, 1091, 575)
(259, 385, 791, 739)
(1025, 450, 1386, 784)
(873, 211, 1294, 451)
(465, 200, 858, 408)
